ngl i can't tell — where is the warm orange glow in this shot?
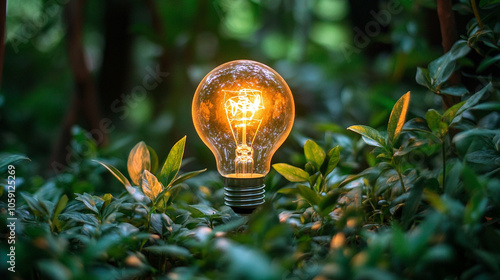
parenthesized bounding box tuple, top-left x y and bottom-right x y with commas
(224, 89, 264, 124)
(224, 89, 264, 175)
(192, 60, 294, 178)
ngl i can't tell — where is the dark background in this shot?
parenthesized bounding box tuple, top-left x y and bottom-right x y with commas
(0, 0, 470, 179)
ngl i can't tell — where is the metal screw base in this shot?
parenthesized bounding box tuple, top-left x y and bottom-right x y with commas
(223, 176, 265, 214)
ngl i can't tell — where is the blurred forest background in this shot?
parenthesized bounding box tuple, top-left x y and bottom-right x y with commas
(0, 0, 495, 185)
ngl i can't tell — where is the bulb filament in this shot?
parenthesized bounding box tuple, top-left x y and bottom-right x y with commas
(224, 89, 264, 176)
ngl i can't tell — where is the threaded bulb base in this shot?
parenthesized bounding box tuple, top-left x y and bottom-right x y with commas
(223, 176, 265, 214)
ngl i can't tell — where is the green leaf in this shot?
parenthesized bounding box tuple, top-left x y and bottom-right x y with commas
(466, 150, 500, 166)
(94, 160, 131, 187)
(403, 118, 432, 134)
(169, 169, 207, 186)
(478, 54, 500, 72)
(150, 213, 173, 237)
(297, 184, 320, 206)
(442, 101, 465, 125)
(213, 217, 247, 233)
(444, 161, 463, 197)
(402, 178, 434, 228)
(451, 83, 491, 125)
(147, 145, 159, 174)
(101, 196, 119, 221)
(416, 67, 432, 90)
(141, 170, 164, 201)
(273, 163, 309, 182)
(449, 40, 471, 60)
(347, 125, 386, 148)
(75, 193, 101, 214)
(387, 91, 411, 143)
(425, 109, 442, 133)
(325, 146, 340, 176)
(52, 195, 68, 223)
(440, 85, 469, 96)
(145, 245, 191, 258)
(428, 40, 470, 87)
(0, 154, 30, 171)
(21, 192, 50, 217)
(160, 136, 186, 187)
(454, 129, 499, 142)
(188, 204, 218, 217)
(127, 141, 151, 185)
(277, 186, 300, 195)
(304, 140, 326, 170)
(125, 185, 151, 204)
(471, 102, 500, 111)
(464, 192, 488, 225)
(59, 212, 99, 226)
(429, 55, 456, 87)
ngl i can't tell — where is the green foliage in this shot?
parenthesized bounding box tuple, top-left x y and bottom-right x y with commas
(5, 77, 500, 278)
(387, 91, 411, 143)
(416, 40, 471, 96)
(159, 136, 186, 187)
(96, 137, 205, 211)
(348, 92, 412, 193)
(272, 163, 309, 183)
(2, 1, 500, 279)
(0, 154, 30, 171)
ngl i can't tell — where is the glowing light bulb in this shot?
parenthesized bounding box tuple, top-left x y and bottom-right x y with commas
(192, 60, 295, 213)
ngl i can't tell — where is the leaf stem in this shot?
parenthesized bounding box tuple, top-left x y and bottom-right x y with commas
(470, 0, 484, 29)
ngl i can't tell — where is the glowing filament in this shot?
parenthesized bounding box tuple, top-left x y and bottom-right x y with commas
(224, 89, 264, 175)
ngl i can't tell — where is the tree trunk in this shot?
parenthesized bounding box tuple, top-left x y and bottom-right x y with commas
(50, 0, 107, 171)
(436, 0, 461, 110)
(144, 0, 171, 117)
(98, 0, 132, 117)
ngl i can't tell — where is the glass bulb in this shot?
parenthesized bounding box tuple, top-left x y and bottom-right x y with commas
(192, 60, 294, 213)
